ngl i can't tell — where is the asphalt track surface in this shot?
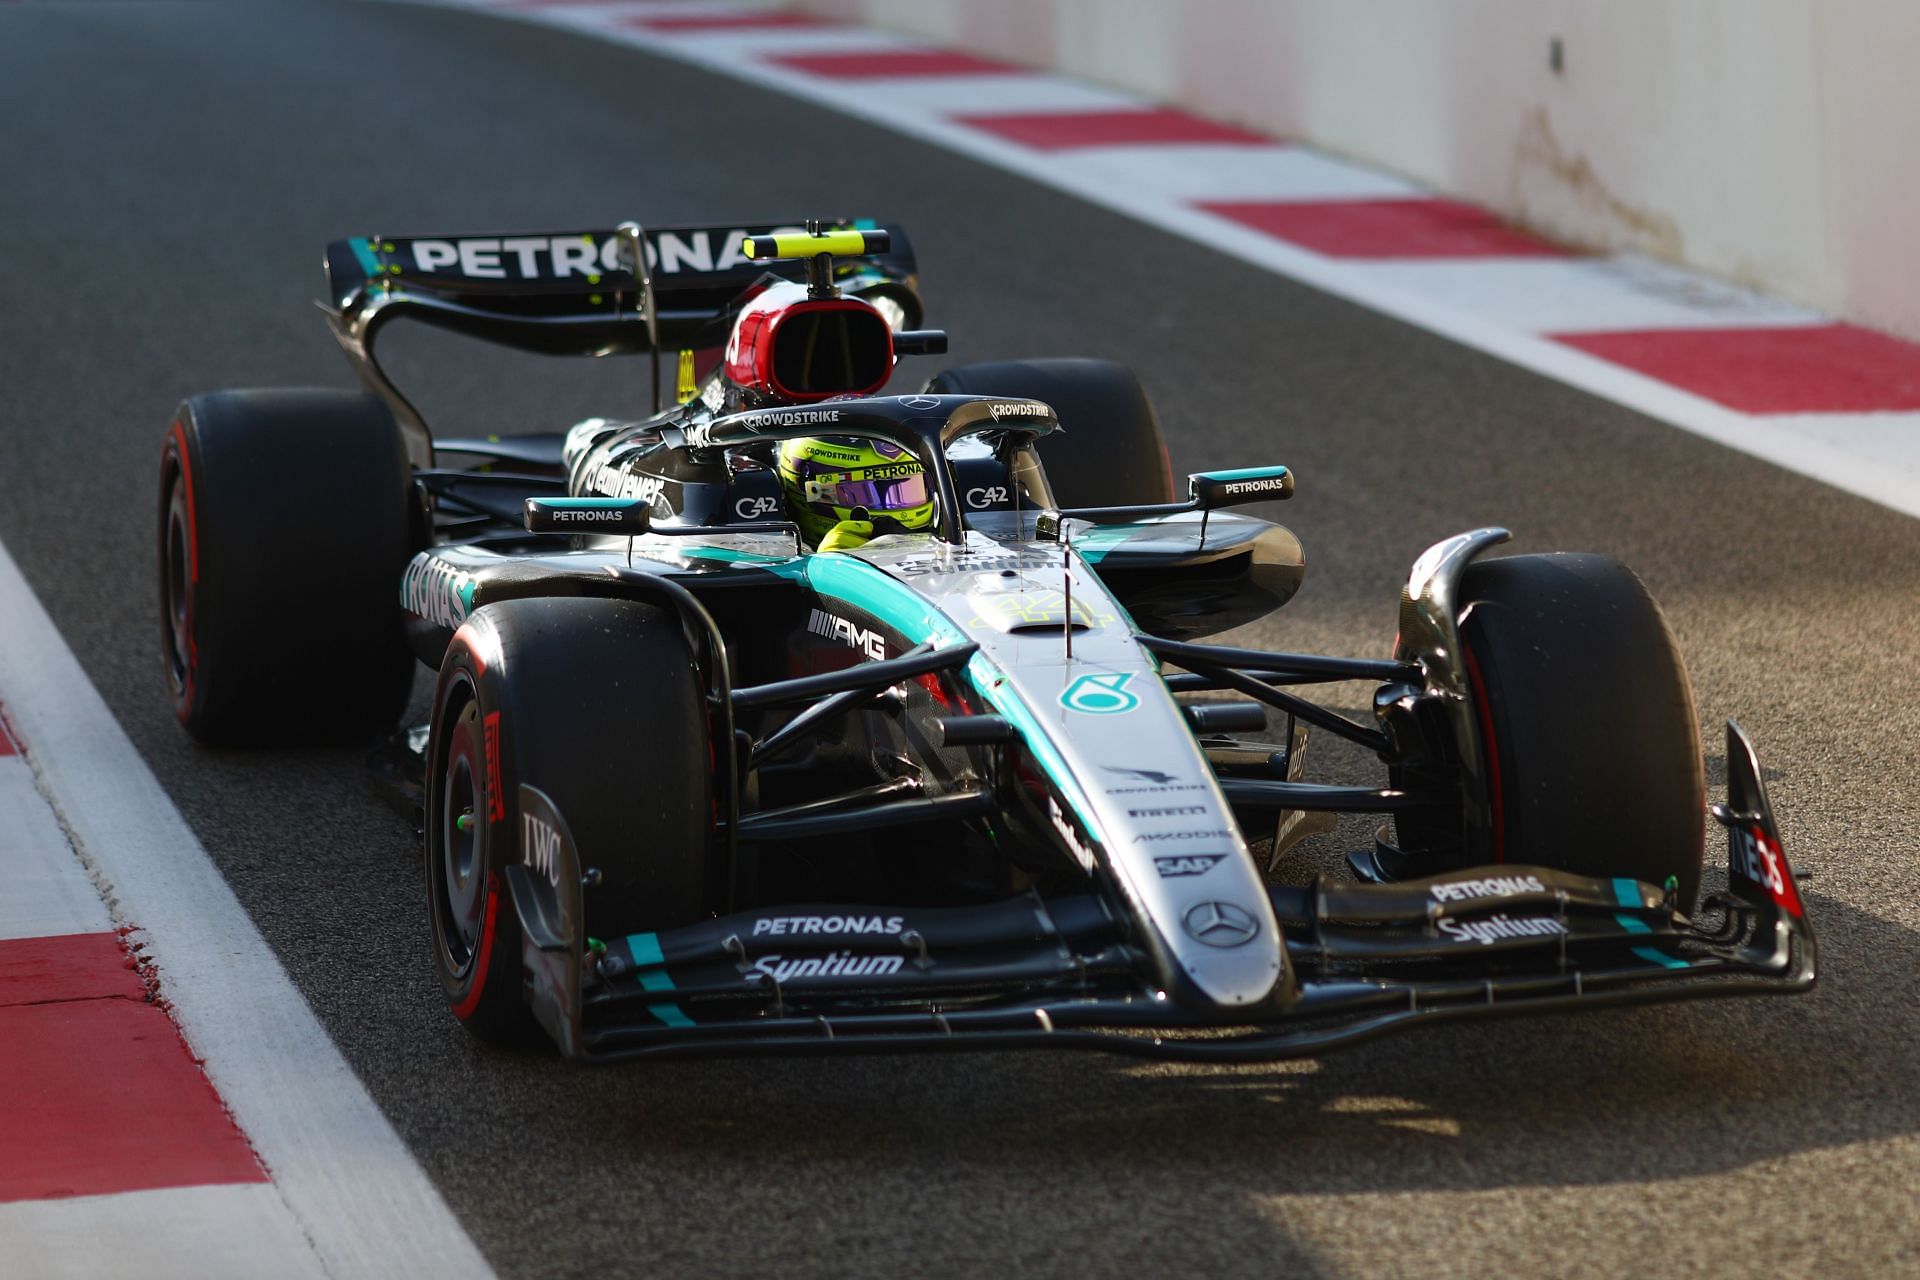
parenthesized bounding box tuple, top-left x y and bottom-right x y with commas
(5, 4, 1919, 1276)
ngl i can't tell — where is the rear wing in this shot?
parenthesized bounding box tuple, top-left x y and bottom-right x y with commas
(321, 220, 920, 465)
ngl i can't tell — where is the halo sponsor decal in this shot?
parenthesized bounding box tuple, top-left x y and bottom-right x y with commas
(898, 395, 941, 411)
(750, 408, 843, 428)
(1436, 915, 1568, 946)
(1060, 672, 1137, 715)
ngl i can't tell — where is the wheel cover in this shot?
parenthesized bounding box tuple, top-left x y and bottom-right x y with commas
(431, 681, 487, 980)
(162, 473, 193, 700)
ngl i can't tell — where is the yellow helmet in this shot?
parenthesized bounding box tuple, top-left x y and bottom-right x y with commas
(776, 436, 935, 545)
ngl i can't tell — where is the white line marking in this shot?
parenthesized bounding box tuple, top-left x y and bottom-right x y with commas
(0, 1183, 330, 1280)
(0, 757, 113, 941)
(0, 540, 493, 1280)
(452, 0, 1920, 522)
(1043, 144, 1426, 201)
(1342, 255, 1828, 334)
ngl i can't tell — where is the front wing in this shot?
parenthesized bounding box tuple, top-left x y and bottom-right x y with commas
(510, 723, 1814, 1063)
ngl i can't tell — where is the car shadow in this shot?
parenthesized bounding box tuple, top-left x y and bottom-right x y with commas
(588, 886, 1902, 1197)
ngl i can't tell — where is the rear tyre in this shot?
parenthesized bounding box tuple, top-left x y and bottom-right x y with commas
(426, 598, 714, 1046)
(1445, 553, 1705, 908)
(924, 358, 1174, 507)
(159, 389, 416, 745)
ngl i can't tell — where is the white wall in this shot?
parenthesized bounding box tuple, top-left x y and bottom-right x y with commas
(801, 0, 1920, 341)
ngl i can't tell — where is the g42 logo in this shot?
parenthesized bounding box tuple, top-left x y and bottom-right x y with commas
(735, 495, 782, 520)
(1061, 672, 1138, 715)
(965, 485, 1010, 509)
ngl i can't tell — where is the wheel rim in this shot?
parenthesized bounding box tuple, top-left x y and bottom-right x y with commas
(431, 679, 487, 980)
(162, 471, 193, 699)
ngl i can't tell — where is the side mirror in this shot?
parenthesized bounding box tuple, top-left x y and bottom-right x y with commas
(892, 330, 948, 355)
(524, 497, 652, 535)
(1187, 466, 1293, 509)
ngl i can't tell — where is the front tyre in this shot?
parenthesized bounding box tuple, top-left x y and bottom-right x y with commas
(1445, 553, 1706, 908)
(426, 598, 714, 1046)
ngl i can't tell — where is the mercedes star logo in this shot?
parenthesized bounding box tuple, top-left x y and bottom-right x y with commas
(1183, 901, 1259, 948)
(899, 395, 941, 410)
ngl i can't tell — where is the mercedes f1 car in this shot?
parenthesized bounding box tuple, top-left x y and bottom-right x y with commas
(158, 219, 1815, 1061)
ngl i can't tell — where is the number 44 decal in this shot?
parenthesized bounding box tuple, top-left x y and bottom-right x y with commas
(1061, 672, 1138, 715)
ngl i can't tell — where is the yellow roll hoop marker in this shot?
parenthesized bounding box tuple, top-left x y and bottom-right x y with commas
(742, 228, 891, 261)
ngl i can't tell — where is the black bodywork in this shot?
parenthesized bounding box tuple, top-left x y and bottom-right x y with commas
(322, 219, 1813, 1062)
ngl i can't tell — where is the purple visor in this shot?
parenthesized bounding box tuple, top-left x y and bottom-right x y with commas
(802, 471, 929, 511)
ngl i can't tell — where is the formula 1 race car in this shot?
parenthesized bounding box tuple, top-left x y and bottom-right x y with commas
(157, 219, 1815, 1060)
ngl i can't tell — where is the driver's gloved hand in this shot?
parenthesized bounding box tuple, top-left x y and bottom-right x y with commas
(817, 519, 877, 552)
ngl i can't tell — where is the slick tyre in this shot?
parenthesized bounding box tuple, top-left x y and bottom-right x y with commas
(1452, 553, 1705, 908)
(924, 358, 1174, 507)
(426, 598, 713, 1046)
(159, 390, 416, 745)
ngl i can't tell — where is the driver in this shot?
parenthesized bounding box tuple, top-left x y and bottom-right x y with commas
(777, 436, 935, 551)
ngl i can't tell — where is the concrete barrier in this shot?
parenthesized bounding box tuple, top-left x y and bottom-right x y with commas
(799, 0, 1920, 341)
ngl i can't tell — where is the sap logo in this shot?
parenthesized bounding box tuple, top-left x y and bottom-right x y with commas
(965, 485, 1010, 509)
(735, 495, 782, 520)
(807, 609, 886, 661)
(400, 554, 473, 629)
(523, 812, 563, 887)
(587, 466, 667, 507)
(1154, 854, 1226, 878)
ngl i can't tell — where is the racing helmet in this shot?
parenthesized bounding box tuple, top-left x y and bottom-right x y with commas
(776, 436, 935, 545)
